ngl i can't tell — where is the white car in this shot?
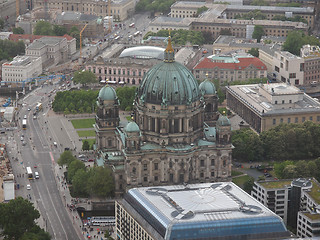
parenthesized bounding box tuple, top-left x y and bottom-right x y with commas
(78, 154, 86, 158)
(26, 184, 31, 190)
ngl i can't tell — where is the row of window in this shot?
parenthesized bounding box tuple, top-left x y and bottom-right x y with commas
(273, 117, 320, 125)
(88, 67, 146, 76)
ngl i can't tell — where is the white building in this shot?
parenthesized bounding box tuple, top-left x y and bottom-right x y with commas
(3, 174, 15, 202)
(2, 56, 42, 85)
(272, 51, 304, 85)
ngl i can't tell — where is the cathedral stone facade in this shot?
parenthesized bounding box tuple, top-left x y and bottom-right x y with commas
(95, 39, 233, 197)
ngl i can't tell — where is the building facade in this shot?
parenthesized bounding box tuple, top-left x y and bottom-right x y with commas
(116, 182, 290, 240)
(95, 39, 233, 197)
(300, 45, 320, 86)
(33, 0, 135, 21)
(193, 53, 267, 83)
(2, 56, 42, 85)
(226, 83, 320, 133)
(25, 36, 69, 68)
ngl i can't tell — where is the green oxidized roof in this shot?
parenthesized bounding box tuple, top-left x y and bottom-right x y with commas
(125, 122, 140, 132)
(98, 86, 117, 101)
(217, 115, 231, 126)
(199, 80, 216, 95)
(137, 61, 200, 105)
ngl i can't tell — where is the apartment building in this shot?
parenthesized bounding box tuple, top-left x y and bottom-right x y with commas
(193, 52, 267, 83)
(300, 45, 320, 85)
(226, 83, 320, 132)
(2, 56, 42, 86)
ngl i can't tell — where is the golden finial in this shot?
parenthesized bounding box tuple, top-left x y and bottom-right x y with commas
(166, 29, 174, 53)
(106, 78, 109, 86)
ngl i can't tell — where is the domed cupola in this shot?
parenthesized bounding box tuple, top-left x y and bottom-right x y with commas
(125, 122, 140, 133)
(217, 115, 231, 126)
(199, 80, 216, 96)
(124, 122, 141, 151)
(98, 85, 118, 102)
(136, 37, 201, 106)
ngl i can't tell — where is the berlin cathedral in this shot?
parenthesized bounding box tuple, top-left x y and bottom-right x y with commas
(94, 38, 233, 196)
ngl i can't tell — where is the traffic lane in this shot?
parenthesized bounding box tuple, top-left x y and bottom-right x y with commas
(236, 168, 264, 180)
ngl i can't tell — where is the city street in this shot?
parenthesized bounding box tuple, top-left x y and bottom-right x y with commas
(5, 82, 84, 240)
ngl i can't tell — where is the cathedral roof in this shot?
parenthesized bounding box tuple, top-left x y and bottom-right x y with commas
(137, 37, 200, 106)
(217, 115, 231, 126)
(98, 85, 117, 101)
(199, 80, 216, 95)
(125, 122, 140, 132)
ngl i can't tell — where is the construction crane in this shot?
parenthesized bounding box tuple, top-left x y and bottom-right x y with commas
(108, 0, 112, 33)
(80, 24, 88, 59)
(16, 0, 19, 18)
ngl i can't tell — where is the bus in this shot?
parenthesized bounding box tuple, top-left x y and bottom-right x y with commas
(22, 119, 27, 130)
(26, 167, 33, 179)
(89, 217, 115, 226)
(133, 31, 140, 37)
(36, 102, 42, 111)
(129, 23, 135, 28)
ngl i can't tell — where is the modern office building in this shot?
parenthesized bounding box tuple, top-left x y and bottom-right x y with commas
(95, 39, 232, 197)
(226, 83, 320, 133)
(116, 182, 291, 240)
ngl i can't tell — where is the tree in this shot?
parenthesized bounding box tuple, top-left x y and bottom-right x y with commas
(72, 169, 90, 197)
(82, 140, 90, 150)
(33, 21, 54, 36)
(116, 86, 136, 111)
(0, 19, 4, 30)
(72, 70, 97, 87)
(252, 25, 264, 43)
(243, 176, 255, 194)
(87, 167, 114, 197)
(0, 197, 49, 240)
(53, 25, 67, 36)
(13, 27, 25, 34)
(283, 31, 304, 55)
(248, 48, 259, 57)
(68, 159, 86, 182)
(0, 39, 25, 61)
(58, 150, 77, 166)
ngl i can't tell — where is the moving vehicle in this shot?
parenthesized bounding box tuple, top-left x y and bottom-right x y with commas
(26, 167, 33, 180)
(35, 172, 39, 179)
(129, 23, 135, 28)
(22, 119, 27, 130)
(26, 184, 31, 190)
(133, 31, 140, 37)
(36, 102, 42, 111)
(89, 216, 115, 226)
(24, 115, 27, 119)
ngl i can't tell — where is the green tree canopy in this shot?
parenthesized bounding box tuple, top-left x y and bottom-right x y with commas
(252, 25, 264, 43)
(0, 19, 4, 30)
(34, 21, 54, 35)
(87, 167, 114, 197)
(53, 25, 67, 36)
(82, 140, 90, 150)
(0, 39, 25, 61)
(68, 159, 86, 181)
(0, 197, 50, 240)
(13, 27, 25, 34)
(72, 169, 90, 197)
(72, 70, 97, 87)
(283, 31, 320, 56)
(135, 0, 175, 13)
(248, 48, 259, 57)
(116, 86, 136, 111)
(58, 150, 77, 166)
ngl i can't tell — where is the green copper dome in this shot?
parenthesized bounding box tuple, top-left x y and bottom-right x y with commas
(98, 86, 117, 101)
(137, 61, 200, 105)
(125, 122, 140, 132)
(217, 115, 231, 126)
(199, 80, 216, 95)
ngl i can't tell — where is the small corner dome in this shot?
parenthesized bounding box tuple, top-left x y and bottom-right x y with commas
(217, 115, 231, 126)
(199, 80, 216, 95)
(125, 122, 140, 132)
(98, 86, 117, 101)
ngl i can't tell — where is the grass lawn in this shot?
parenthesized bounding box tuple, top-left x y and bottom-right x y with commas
(126, 116, 132, 121)
(71, 119, 95, 129)
(231, 170, 243, 177)
(77, 130, 96, 137)
(232, 175, 251, 188)
(82, 139, 96, 149)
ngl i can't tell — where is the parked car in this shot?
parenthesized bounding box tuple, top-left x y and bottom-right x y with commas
(26, 184, 31, 190)
(78, 154, 86, 158)
(88, 159, 94, 162)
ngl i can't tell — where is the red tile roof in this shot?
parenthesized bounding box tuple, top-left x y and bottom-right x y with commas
(194, 57, 267, 70)
(9, 34, 74, 42)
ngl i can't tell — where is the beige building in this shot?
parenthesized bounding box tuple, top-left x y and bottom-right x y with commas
(25, 36, 69, 68)
(33, 0, 134, 21)
(95, 41, 232, 197)
(2, 56, 42, 86)
(273, 51, 304, 85)
(226, 83, 320, 133)
(300, 45, 320, 86)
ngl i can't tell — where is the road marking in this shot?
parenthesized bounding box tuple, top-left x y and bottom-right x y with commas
(49, 152, 55, 164)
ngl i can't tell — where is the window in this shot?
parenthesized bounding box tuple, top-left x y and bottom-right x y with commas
(154, 163, 158, 170)
(288, 118, 291, 123)
(302, 117, 306, 122)
(275, 101, 278, 104)
(211, 171, 215, 177)
(289, 73, 296, 78)
(170, 174, 174, 182)
(200, 172, 204, 178)
(280, 118, 283, 123)
(143, 164, 147, 171)
(144, 176, 147, 182)
(310, 116, 313, 121)
(223, 160, 226, 167)
(273, 119, 276, 125)
(317, 116, 320, 122)
(282, 100, 285, 104)
(295, 117, 298, 123)
(211, 159, 215, 166)
(154, 176, 158, 181)
(200, 160, 204, 167)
